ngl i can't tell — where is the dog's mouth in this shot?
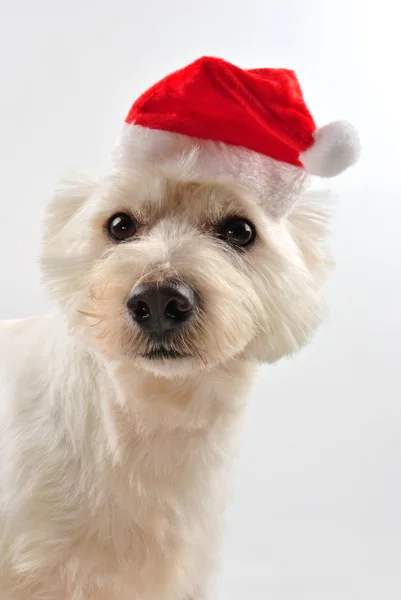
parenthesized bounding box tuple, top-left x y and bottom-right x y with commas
(140, 347, 191, 361)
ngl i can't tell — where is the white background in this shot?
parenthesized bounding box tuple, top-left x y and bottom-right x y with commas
(0, 1, 400, 598)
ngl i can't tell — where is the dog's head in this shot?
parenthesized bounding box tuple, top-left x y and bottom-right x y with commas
(41, 164, 332, 377)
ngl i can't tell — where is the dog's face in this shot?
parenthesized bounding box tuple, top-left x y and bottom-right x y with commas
(41, 167, 331, 377)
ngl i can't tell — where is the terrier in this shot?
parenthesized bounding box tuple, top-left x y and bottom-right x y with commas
(0, 57, 359, 599)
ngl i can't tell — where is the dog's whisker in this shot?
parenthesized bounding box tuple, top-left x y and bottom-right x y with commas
(76, 309, 103, 319)
(95, 328, 110, 341)
(199, 353, 209, 367)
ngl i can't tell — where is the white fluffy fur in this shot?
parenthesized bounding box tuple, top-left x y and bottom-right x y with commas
(0, 164, 332, 599)
(113, 124, 309, 219)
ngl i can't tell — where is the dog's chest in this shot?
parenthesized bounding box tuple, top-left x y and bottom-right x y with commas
(62, 430, 221, 599)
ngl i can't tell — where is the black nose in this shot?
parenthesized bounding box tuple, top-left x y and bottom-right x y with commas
(127, 280, 197, 335)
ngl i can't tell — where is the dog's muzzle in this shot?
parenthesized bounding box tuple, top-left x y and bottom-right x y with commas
(126, 279, 197, 337)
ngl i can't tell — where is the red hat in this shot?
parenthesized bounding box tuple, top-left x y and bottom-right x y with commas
(113, 57, 360, 217)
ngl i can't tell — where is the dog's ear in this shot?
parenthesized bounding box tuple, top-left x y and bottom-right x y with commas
(42, 171, 98, 244)
(246, 188, 333, 364)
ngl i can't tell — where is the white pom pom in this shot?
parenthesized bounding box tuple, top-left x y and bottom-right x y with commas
(299, 120, 360, 177)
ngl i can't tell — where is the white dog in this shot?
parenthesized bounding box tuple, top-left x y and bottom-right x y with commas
(0, 57, 359, 599)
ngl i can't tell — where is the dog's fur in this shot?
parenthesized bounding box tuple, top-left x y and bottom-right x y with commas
(0, 163, 332, 599)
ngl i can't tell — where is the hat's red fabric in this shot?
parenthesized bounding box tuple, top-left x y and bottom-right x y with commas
(126, 57, 316, 168)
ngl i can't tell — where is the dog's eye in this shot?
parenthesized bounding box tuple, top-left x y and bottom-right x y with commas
(107, 213, 137, 242)
(219, 218, 256, 247)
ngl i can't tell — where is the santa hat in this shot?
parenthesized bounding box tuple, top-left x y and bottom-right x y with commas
(112, 57, 360, 218)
